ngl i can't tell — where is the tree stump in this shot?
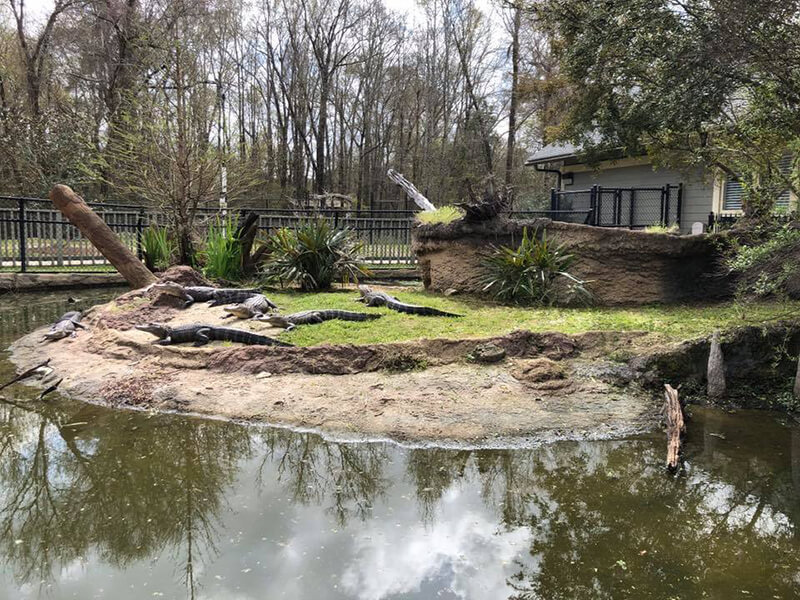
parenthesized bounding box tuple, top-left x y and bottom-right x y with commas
(50, 185, 156, 289)
(707, 330, 726, 400)
(663, 383, 685, 471)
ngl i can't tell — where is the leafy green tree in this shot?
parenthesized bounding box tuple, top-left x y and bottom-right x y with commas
(535, 0, 800, 217)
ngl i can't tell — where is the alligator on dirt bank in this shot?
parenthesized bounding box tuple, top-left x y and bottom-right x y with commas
(356, 285, 462, 317)
(149, 282, 265, 308)
(135, 323, 293, 347)
(42, 311, 86, 342)
(257, 310, 381, 331)
(222, 295, 279, 319)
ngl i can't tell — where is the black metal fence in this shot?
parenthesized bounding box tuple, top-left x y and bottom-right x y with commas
(550, 185, 683, 229)
(0, 196, 419, 272)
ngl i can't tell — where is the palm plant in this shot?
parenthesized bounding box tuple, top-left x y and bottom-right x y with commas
(481, 227, 591, 305)
(262, 219, 369, 291)
(141, 224, 175, 271)
(202, 214, 243, 280)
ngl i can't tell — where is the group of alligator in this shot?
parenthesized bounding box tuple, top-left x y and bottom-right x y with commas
(43, 282, 461, 348)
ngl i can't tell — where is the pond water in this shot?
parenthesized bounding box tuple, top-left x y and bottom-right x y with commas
(0, 290, 799, 599)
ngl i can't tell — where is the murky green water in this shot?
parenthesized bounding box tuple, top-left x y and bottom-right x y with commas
(0, 290, 799, 599)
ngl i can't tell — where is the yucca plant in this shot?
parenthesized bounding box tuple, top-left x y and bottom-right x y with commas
(262, 219, 369, 290)
(481, 227, 591, 305)
(141, 224, 175, 271)
(202, 214, 243, 280)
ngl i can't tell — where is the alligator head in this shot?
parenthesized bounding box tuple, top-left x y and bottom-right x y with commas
(223, 304, 255, 319)
(150, 282, 185, 297)
(135, 322, 170, 339)
(255, 314, 288, 327)
(42, 327, 70, 342)
(357, 284, 373, 297)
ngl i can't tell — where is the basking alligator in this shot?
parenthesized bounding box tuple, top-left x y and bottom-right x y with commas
(42, 311, 86, 342)
(257, 310, 382, 331)
(222, 294, 278, 319)
(135, 323, 293, 347)
(356, 285, 462, 317)
(150, 282, 262, 308)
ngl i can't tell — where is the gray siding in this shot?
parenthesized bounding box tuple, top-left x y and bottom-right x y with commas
(566, 164, 713, 232)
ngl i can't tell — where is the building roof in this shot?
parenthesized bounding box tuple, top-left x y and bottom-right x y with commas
(525, 141, 582, 165)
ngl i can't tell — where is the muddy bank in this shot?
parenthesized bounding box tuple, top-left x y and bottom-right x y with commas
(7, 279, 798, 442)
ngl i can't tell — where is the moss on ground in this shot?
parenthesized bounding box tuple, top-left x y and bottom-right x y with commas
(257, 285, 800, 347)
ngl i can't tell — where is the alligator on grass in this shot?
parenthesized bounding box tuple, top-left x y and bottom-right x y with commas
(257, 310, 381, 331)
(356, 285, 462, 317)
(222, 295, 279, 319)
(135, 323, 293, 347)
(42, 311, 86, 342)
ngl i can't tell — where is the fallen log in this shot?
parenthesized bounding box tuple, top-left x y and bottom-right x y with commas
(663, 383, 685, 472)
(0, 359, 51, 391)
(50, 184, 157, 289)
(387, 169, 436, 212)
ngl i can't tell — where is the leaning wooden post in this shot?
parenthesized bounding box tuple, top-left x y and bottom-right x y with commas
(50, 185, 157, 289)
(707, 329, 726, 400)
(664, 383, 685, 471)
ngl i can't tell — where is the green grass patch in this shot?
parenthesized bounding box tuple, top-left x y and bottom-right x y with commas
(415, 206, 464, 225)
(257, 286, 800, 346)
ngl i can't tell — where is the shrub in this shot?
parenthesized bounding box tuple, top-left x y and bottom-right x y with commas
(262, 219, 369, 290)
(141, 224, 175, 271)
(202, 214, 242, 280)
(481, 227, 591, 305)
(416, 206, 465, 225)
(727, 222, 800, 299)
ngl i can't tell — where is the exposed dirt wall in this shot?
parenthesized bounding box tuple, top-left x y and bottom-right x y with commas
(412, 219, 732, 305)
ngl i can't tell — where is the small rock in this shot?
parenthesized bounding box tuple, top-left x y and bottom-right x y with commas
(469, 343, 506, 364)
(256, 371, 273, 379)
(273, 400, 285, 407)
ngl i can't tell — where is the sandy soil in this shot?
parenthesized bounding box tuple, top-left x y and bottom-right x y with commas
(7, 282, 664, 444)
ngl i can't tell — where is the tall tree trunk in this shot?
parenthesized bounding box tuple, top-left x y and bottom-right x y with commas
(504, 2, 521, 189)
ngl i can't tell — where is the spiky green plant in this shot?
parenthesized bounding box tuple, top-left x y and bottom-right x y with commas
(141, 224, 175, 271)
(202, 214, 242, 280)
(262, 219, 369, 290)
(481, 227, 591, 305)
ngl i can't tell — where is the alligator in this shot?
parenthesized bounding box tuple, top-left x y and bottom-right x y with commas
(149, 282, 261, 308)
(221, 294, 278, 319)
(356, 285, 462, 317)
(42, 311, 86, 342)
(135, 323, 293, 347)
(257, 310, 382, 331)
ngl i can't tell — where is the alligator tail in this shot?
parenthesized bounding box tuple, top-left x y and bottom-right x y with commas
(321, 310, 382, 322)
(386, 300, 461, 317)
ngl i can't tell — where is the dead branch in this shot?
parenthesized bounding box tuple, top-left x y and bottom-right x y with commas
(663, 383, 685, 472)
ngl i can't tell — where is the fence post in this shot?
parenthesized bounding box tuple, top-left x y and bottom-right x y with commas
(136, 209, 145, 260)
(596, 186, 603, 226)
(629, 189, 635, 229)
(664, 185, 671, 226)
(676, 183, 683, 230)
(334, 209, 340, 229)
(17, 198, 26, 273)
(550, 188, 557, 212)
(589, 186, 597, 226)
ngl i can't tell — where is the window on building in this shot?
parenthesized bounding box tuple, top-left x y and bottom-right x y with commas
(723, 177, 743, 211)
(776, 154, 793, 209)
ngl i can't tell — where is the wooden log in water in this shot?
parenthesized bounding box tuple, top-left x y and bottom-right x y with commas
(50, 184, 157, 289)
(664, 383, 685, 471)
(0, 359, 51, 391)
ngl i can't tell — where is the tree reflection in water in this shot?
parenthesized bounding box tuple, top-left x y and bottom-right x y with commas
(0, 390, 797, 599)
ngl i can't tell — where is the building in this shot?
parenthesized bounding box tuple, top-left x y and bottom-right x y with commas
(526, 142, 795, 232)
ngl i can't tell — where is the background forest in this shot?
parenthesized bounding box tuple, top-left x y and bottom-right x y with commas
(0, 0, 559, 212)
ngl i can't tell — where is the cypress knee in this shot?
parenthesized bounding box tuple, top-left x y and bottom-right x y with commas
(50, 184, 156, 289)
(707, 330, 726, 400)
